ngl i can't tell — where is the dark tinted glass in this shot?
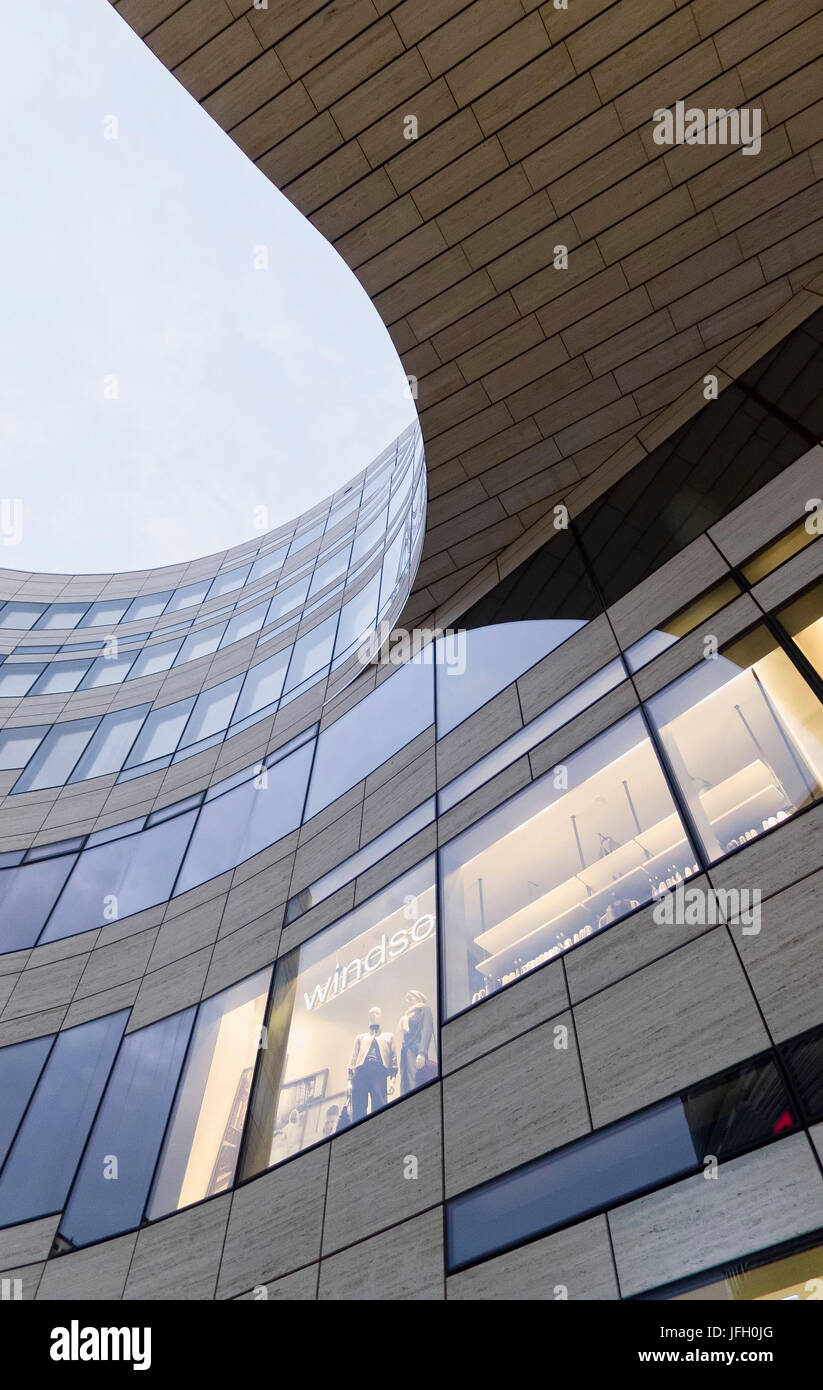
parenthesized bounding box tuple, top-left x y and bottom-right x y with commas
(58, 1008, 196, 1248)
(780, 1024, 823, 1125)
(459, 524, 601, 628)
(0, 1011, 127, 1224)
(447, 1054, 792, 1272)
(0, 1034, 53, 1166)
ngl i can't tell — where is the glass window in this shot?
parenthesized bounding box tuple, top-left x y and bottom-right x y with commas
(207, 565, 250, 599)
(775, 580, 823, 679)
(288, 519, 325, 557)
(0, 725, 47, 769)
(742, 518, 820, 584)
(439, 659, 627, 814)
(176, 623, 226, 664)
(68, 705, 149, 783)
(265, 575, 310, 623)
(0, 1011, 127, 1226)
(250, 546, 287, 583)
(662, 1234, 823, 1301)
(165, 580, 210, 613)
(78, 651, 136, 688)
(282, 614, 337, 695)
(0, 853, 78, 952)
(647, 627, 823, 862)
(147, 970, 271, 1218)
(0, 663, 43, 697)
(124, 697, 193, 767)
(126, 638, 182, 680)
(304, 656, 435, 820)
(623, 577, 743, 673)
(0, 602, 46, 630)
(40, 812, 196, 944)
(13, 718, 99, 792)
(122, 591, 172, 623)
(351, 507, 388, 566)
(0, 1034, 53, 1168)
(178, 676, 242, 747)
(221, 601, 268, 648)
(29, 659, 91, 695)
(78, 599, 129, 627)
(58, 1008, 196, 1248)
(780, 1023, 823, 1126)
(308, 544, 352, 598)
(231, 647, 289, 725)
(436, 621, 588, 738)
(33, 603, 89, 630)
(440, 710, 697, 1018)
(447, 1053, 793, 1273)
(332, 575, 380, 665)
(241, 860, 437, 1177)
(174, 739, 313, 894)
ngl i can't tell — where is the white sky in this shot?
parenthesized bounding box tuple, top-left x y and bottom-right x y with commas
(0, 0, 416, 576)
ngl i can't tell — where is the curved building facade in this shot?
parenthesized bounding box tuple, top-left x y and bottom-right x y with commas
(1, 308, 823, 1302)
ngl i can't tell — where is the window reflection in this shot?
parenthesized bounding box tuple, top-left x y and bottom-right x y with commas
(147, 970, 271, 1219)
(440, 711, 696, 1018)
(241, 860, 437, 1177)
(776, 580, 823, 680)
(647, 627, 823, 862)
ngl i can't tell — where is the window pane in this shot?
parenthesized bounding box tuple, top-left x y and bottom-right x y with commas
(58, 1008, 196, 1248)
(780, 1023, 823, 1125)
(304, 657, 434, 819)
(166, 580, 210, 613)
(0, 726, 47, 769)
(0, 1034, 53, 1167)
(123, 592, 172, 622)
(221, 601, 268, 647)
(308, 544, 351, 598)
(207, 565, 250, 599)
(265, 575, 310, 624)
(282, 614, 337, 694)
(13, 718, 98, 792)
(250, 546, 287, 582)
(40, 811, 196, 944)
(33, 603, 89, 630)
(78, 599, 129, 627)
(647, 627, 823, 862)
(742, 518, 819, 584)
(175, 740, 313, 894)
(68, 705, 149, 782)
(624, 577, 742, 673)
(776, 580, 823, 679)
(241, 860, 437, 1178)
(127, 638, 182, 680)
(0, 854, 78, 951)
(0, 1011, 127, 1225)
(666, 1237, 823, 1301)
(0, 663, 43, 697)
(78, 652, 136, 688)
(231, 647, 289, 725)
(436, 621, 587, 737)
(0, 602, 46, 629)
(124, 697, 193, 767)
(176, 623, 225, 664)
(333, 575, 380, 664)
(179, 676, 242, 747)
(147, 970, 271, 1218)
(30, 659, 91, 695)
(440, 710, 696, 1018)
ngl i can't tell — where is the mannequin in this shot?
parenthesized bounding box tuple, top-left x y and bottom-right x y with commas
(349, 1006, 398, 1121)
(397, 989, 435, 1095)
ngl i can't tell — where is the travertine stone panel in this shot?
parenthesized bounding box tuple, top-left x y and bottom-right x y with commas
(36, 1233, 137, 1301)
(123, 1196, 231, 1301)
(447, 1214, 619, 1300)
(318, 1207, 444, 1301)
(216, 1144, 329, 1297)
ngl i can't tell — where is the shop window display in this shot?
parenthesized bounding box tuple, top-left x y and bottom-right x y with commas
(647, 626, 823, 862)
(241, 859, 437, 1177)
(440, 711, 696, 1019)
(775, 580, 823, 680)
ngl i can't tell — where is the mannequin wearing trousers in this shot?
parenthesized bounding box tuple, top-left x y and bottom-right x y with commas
(349, 1006, 398, 1121)
(398, 989, 435, 1095)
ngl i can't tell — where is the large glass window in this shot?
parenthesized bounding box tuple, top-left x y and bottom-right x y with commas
(147, 970, 271, 1219)
(0, 663, 43, 696)
(0, 1012, 127, 1225)
(13, 718, 98, 792)
(0, 725, 47, 769)
(68, 705, 149, 783)
(623, 577, 742, 673)
(440, 711, 696, 1018)
(29, 659, 90, 695)
(0, 853, 78, 952)
(39, 811, 196, 944)
(231, 646, 290, 725)
(165, 580, 210, 613)
(647, 627, 823, 862)
(241, 859, 437, 1177)
(0, 1034, 53, 1168)
(58, 1008, 196, 1248)
(775, 580, 823, 679)
(124, 697, 193, 768)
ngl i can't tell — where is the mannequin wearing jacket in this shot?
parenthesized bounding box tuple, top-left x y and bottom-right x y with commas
(349, 1006, 398, 1121)
(397, 989, 435, 1095)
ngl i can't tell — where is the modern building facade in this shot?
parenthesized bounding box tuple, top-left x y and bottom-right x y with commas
(0, 0, 822, 1303)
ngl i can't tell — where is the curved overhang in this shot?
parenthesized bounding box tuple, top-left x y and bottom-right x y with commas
(109, 0, 823, 628)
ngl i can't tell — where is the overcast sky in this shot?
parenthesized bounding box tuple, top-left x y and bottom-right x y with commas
(0, 0, 415, 576)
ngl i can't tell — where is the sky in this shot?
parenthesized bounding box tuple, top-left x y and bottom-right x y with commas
(0, 0, 416, 576)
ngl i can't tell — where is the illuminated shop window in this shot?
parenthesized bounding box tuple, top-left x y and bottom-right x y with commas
(241, 859, 437, 1178)
(657, 1234, 823, 1301)
(741, 516, 820, 584)
(647, 626, 823, 862)
(440, 711, 696, 1019)
(147, 969, 271, 1219)
(775, 580, 823, 679)
(623, 576, 742, 673)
